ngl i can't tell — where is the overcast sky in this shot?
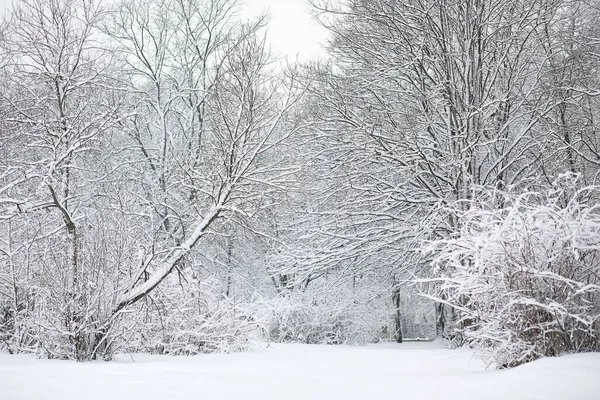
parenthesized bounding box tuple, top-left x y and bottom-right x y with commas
(243, 0, 328, 60)
(0, 0, 328, 60)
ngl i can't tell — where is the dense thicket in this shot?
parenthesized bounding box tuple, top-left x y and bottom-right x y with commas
(0, 0, 598, 367)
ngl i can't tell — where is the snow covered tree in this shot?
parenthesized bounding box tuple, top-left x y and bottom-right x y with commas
(535, 0, 600, 181)
(106, 0, 305, 312)
(0, 0, 305, 360)
(292, 0, 600, 338)
(0, 0, 120, 359)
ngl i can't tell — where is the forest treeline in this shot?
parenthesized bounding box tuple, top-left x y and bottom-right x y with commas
(0, 0, 599, 367)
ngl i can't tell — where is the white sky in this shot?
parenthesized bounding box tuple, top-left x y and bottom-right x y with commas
(242, 0, 328, 60)
(0, 0, 328, 60)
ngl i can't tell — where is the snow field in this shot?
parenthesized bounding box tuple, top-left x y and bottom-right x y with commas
(1, 342, 599, 400)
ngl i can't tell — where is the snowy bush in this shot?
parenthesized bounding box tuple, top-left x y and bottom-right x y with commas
(129, 277, 258, 355)
(426, 175, 600, 367)
(0, 272, 117, 360)
(255, 285, 390, 345)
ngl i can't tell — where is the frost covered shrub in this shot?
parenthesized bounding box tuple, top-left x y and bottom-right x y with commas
(427, 175, 600, 367)
(130, 277, 257, 355)
(256, 286, 389, 345)
(3, 283, 116, 361)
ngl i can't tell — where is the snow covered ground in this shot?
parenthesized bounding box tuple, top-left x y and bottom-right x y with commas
(1, 341, 599, 400)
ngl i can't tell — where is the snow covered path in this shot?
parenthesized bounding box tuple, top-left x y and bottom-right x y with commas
(1, 342, 599, 400)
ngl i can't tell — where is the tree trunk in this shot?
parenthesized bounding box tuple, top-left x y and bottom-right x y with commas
(435, 302, 446, 338)
(393, 287, 403, 343)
